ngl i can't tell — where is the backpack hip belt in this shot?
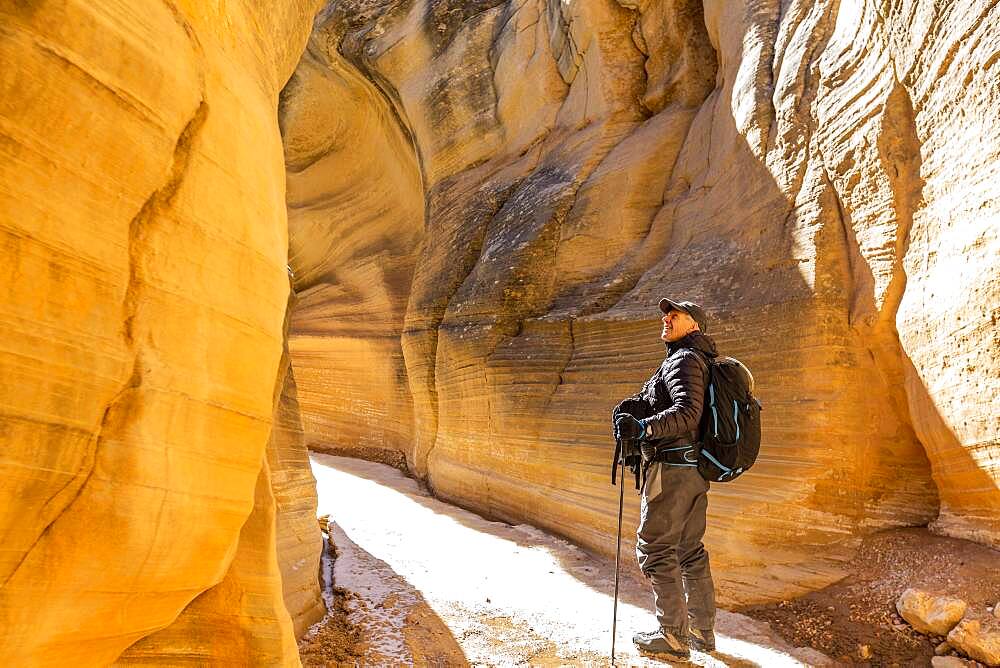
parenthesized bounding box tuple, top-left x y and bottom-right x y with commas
(648, 444, 700, 468)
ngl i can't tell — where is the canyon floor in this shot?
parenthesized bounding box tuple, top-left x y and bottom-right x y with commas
(740, 528, 1000, 666)
(299, 454, 836, 667)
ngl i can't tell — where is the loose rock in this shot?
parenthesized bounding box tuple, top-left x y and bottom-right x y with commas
(897, 589, 968, 635)
(932, 656, 975, 667)
(947, 618, 1000, 666)
(938, 640, 954, 655)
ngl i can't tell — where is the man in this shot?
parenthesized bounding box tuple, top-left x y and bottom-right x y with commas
(613, 298, 717, 661)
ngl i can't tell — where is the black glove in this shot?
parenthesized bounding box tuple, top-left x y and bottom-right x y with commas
(619, 436, 641, 459)
(614, 414, 645, 441)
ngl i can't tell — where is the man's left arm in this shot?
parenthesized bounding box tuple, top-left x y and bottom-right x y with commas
(641, 352, 707, 441)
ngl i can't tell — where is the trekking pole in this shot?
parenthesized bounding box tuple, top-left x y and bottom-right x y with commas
(611, 438, 626, 665)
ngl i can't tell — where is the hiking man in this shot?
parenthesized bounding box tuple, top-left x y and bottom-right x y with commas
(613, 298, 717, 661)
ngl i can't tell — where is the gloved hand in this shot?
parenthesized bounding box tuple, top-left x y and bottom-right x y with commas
(614, 414, 646, 442)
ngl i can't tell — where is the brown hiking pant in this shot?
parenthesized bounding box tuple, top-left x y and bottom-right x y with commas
(636, 462, 716, 635)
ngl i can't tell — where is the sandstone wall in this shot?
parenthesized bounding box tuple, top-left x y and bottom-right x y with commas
(0, 1, 321, 664)
(117, 291, 324, 665)
(283, 0, 999, 603)
(270, 311, 327, 639)
(281, 15, 424, 465)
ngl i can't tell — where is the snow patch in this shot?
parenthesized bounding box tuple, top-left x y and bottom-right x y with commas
(310, 453, 826, 666)
(300, 531, 336, 642)
(330, 522, 413, 663)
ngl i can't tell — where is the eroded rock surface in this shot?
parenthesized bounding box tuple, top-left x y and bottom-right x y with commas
(283, 0, 999, 602)
(1, 1, 321, 664)
(897, 588, 967, 636)
(270, 298, 327, 639)
(948, 618, 1000, 667)
(116, 291, 326, 665)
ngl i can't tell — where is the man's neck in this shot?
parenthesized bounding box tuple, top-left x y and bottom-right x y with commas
(666, 330, 700, 352)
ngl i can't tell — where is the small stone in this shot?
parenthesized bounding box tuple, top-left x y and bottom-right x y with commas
(931, 656, 973, 668)
(936, 640, 953, 655)
(947, 618, 1000, 666)
(896, 588, 968, 635)
(858, 644, 872, 660)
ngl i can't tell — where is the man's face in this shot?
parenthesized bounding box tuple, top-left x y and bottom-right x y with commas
(661, 309, 698, 342)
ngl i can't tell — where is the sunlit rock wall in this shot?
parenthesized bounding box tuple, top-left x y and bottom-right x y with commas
(0, 1, 321, 664)
(117, 291, 324, 665)
(280, 15, 425, 466)
(282, 0, 999, 602)
(271, 294, 326, 639)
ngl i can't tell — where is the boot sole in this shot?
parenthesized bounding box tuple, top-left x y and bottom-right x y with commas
(635, 646, 691, 662)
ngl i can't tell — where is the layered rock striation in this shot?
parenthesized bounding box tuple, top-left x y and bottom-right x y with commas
(283, 0, 1000, 602)
(1, 1, 322, 664)
(280, 10, 425, 465)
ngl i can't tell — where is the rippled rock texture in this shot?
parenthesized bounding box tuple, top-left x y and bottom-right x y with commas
(1, 1, 322, 664)
(282, 0, 1000, 602)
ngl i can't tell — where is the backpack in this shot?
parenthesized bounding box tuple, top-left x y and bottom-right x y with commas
(697, 356, 762, 482)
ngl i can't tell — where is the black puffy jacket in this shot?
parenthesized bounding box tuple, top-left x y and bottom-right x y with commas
(617, 331, 718, 448)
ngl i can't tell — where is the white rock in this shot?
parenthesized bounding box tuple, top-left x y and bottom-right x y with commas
(896, 588, 968, 635)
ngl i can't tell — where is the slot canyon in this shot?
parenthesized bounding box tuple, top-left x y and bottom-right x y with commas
(1, 0, 998, 665)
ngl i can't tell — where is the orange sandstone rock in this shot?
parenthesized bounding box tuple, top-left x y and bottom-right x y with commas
(282, 0, 998, 604)
(897, 588, 967, 636)
(0, 0, 321, 664)
(281, 16, 424, 466)
(116, 291, 325, 665)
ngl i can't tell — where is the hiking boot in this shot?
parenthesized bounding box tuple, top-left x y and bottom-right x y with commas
(632, 629, 661, 643)
(689, 628, 716, 652)
(632, 628, 690, 660)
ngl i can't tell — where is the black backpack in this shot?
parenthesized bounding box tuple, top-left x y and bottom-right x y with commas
(697, 356, 762, 482)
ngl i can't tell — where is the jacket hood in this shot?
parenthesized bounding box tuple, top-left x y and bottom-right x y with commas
(666, 331, 718, 358)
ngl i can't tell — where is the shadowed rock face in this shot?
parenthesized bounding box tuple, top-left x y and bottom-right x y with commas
(283, 0, 1000, 602)
(0, 1, 322, 665)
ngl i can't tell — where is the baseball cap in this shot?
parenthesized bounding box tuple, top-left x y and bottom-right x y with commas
(658, 298, 708, 333)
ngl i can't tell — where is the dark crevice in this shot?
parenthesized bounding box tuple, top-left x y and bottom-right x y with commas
(124, 101, 209, 342)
